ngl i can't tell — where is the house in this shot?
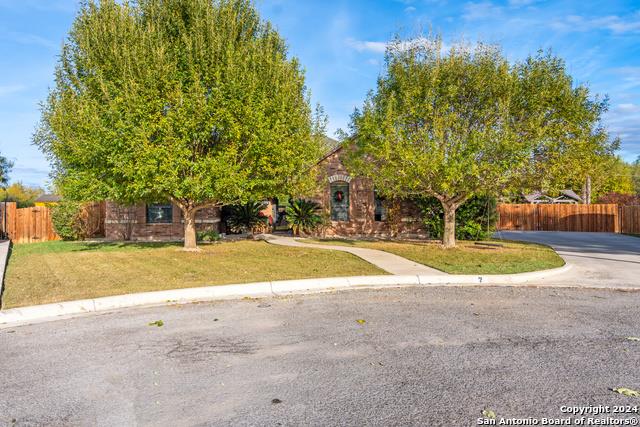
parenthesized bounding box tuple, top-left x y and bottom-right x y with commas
(523, 190, 583, 204)
(105, 138, 428, 240)
(34, 194, 62, 207)
(311, 143, 427, 238)
(105, 202, 221, 241)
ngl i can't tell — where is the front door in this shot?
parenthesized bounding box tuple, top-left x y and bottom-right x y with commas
(331, 182, 350, 221)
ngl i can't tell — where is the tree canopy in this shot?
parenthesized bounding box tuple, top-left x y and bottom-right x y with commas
(0, 183, 44, 208)
(0, 154, 12, 188)
(35, 0, 323, 249)
(345, 36, 619, 247)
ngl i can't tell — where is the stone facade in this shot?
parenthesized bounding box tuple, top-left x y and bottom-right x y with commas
(105, 201, 220, 241)
(315, 147, 427, 238)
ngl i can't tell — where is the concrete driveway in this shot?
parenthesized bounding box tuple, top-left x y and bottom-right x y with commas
(1, 287, 640, 426)
(495, 231, 640, 287)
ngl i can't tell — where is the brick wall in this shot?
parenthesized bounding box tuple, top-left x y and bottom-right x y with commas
(315, 149, 427, 238)
(105, 202, 221, 241)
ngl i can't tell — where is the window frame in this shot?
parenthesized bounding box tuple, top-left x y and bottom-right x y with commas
(146, 203, 173, 224)
(374, 190, 387, 222)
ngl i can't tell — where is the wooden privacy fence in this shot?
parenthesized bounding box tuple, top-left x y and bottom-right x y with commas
(0, 202, 60, 243)
(497, 204, 640, 233)
(0, 201, 106, 243)
(620, 205, 640, 235)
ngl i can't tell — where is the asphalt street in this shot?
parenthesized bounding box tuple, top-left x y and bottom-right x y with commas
(1, 286, 640, 426)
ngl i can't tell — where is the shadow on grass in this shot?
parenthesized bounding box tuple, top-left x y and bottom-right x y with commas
(73, 241, 182, 252)
(11, 240, 184, 257)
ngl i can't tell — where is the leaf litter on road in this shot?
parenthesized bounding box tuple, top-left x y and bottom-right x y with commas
(482, 409, 496, 419)
(612, 387, 640, 398)
(148, 320, 164, 327)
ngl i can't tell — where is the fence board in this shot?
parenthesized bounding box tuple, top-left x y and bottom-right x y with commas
(0, 202, 107, 243)
(620, 206, 640, 235)
(0, 204, 60, 243)
(497, 204, 620, 232)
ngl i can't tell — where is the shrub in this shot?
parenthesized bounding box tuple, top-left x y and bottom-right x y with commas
(286, 199, 322, 236)
(196, 230, 221, 242)
(416, 196, 497, 241)
(226, 200, 268, 234)
(51, 200, 83, 240)
(597, 192, 640, 205)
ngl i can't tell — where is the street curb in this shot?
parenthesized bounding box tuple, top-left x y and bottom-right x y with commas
(0, 240, 10, 308)
(0, 263, 581, 328)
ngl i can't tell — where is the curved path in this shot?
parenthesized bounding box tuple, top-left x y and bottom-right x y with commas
(260, 234, 445, 276)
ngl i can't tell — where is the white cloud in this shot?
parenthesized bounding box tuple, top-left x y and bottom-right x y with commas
(346, 37, 452, 55)
(345, 38, 388, 53)
(553, 13, 640, 34)
(6, 31, 59, 49)
(462, 1, 502, 21)
(615, 103, 640, 114)
(508, 0, 536, 6)
(0, 84, 27, 97)
(405, 6, 416, 13)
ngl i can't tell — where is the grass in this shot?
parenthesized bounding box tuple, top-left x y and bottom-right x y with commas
(302, 238, 564, 274)
(2, 240, 385, 309)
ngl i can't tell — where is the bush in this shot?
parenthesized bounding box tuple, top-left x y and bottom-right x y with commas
(226, 200, 268, 234)
(51, 200, 83, 240)
(597, 192, 640, 205)
(196, 230, 221, 242)
(286, 199, 322, 236)
(416, 196, 497, 241)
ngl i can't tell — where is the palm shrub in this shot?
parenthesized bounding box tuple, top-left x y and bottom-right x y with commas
(226, 200, 267, 234)
(286, 199, 322, 236)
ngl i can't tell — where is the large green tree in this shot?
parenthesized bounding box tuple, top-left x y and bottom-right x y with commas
(345, 36, 617, 247)
(0, 154, 12, 188)
(633, 156, 640, 195)
(35, 0, 323, 249)
(0, 183, 44, 208)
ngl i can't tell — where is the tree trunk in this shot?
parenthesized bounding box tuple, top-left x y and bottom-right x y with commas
(183, 208, 198, 251)
(585, 175, 591, 205)
(442, 203, 457, 248)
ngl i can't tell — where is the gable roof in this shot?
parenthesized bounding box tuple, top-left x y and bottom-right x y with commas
(318, 136, 343, 164)
(559, 189, 582, 202)
(35, 194, 62, 203)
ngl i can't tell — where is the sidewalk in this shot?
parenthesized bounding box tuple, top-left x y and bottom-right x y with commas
(259, 234, 445, 275)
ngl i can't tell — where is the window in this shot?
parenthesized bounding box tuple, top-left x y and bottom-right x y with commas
(146, 203, 173, 223)
(330, 182, 350, 221)
(374, 190, 387, 222)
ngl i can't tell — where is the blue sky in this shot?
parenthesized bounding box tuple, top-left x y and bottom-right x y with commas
(1, 0, 639, 188)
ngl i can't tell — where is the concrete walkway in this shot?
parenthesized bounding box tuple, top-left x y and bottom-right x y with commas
(495, 231, 640, 288)
(260, 234, 445, 275)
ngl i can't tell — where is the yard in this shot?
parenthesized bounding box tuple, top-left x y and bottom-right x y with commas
(302, 238, 564, 274)
(2, 240, 385, 308)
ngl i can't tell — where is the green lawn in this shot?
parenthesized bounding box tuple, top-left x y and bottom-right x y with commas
(2, 240, 385, 308)
(303, 238, 564, 274)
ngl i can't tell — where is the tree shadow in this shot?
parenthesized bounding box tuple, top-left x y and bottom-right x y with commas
(73, 241, 182, 252)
